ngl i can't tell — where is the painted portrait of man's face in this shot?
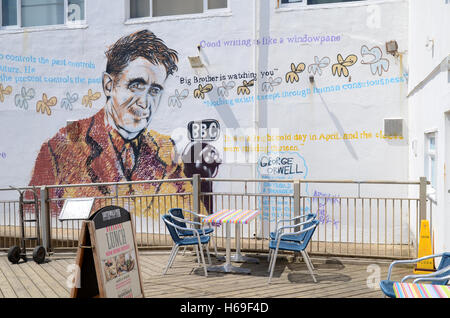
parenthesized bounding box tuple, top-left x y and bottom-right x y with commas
(104, 57, 167, 136)
(102, 30, 178, 139)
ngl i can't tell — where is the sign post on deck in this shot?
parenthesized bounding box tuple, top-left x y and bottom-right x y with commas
(70, 205, 144, 298)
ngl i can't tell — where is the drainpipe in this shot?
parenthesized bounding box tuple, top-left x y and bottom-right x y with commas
(253, 0, 260, 180)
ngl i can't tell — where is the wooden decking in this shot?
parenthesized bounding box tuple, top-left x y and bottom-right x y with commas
(0, 250, 413, 298)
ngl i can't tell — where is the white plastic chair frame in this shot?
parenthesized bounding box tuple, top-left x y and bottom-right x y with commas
(268, 219, 318, 284)
(162, 216, 211, 277)
(169, 208, 219, 256)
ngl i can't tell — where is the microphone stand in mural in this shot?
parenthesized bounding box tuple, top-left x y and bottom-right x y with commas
(181, 141, 221, 215)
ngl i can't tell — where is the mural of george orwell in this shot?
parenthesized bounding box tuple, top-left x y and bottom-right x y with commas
(29, 30, 193, 215)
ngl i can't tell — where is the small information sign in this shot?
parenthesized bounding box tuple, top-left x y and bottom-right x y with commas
(59, 198, 95, 221)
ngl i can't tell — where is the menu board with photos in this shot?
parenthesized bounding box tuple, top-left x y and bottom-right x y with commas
(71, 205, 144, 298)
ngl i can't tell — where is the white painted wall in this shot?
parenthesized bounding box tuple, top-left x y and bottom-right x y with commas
(0, 0, 410, 182)
(0, 0, 415, 242)
(408, 0, 450, 254)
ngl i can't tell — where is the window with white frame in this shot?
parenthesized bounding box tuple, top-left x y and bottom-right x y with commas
(129, 0, 228, 19)
(425, 132, 437, 193)
(1, 0, 85, 28)
(280, 0, 365, 6)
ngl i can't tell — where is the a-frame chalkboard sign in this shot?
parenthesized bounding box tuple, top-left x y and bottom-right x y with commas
(71, 205, 144, 298)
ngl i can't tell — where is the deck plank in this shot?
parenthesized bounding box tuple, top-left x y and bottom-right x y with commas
(0, 260, 17, 298)
(38, 260, 71, 293)
(6, 260, 45, 298)
(19, 262, 59, 298)
(0, 258, 31, 298)
(0, 252, 417, 298)
(26, 261, 69, 298)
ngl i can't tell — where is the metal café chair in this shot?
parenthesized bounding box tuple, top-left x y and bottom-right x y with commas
(162, 214, 211, 277)
(168, 208, 218, 257)
(267, 218, 319, 284)
(379, 252, 450, 298)
(267, 213, 317, 262)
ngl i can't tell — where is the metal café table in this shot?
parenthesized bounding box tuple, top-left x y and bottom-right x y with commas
(202, 209, 260, 274)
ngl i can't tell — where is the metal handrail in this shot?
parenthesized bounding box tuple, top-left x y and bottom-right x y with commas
(0, 177, 429, 192)
(201, 192, 423, 200)
(46, 178, 192, 189)
(0, 178, 192, 192)
(202, 178, 429, 185)
(0, 176, 430, 261)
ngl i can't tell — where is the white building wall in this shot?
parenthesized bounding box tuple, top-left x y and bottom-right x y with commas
(408, 0, 450, 254)
(0, 0, 413, 241)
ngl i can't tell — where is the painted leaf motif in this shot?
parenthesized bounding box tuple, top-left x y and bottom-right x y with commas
(308, 64, 317, 74)
(47, 96, 57, 106)
(15, 94, 22, 107)
(82, 95, 89, 106)
(91, 91, 101, 100)
(81, 90, 101, 107)
(194, 85, 204, 98)
(225, 81, 235, 89)
(217, 86, 227, 97)
(69, 92, 79, 103)
(202, 84, 213, 93)
(341, 66, 349, 77)
(3, 86, 12, 95)
(315, 66, 323, 76)
(262, 82, 272, 92)
(290, 63, 296, 72)
(332, 64, 339, 76)
(286, 72, 299, 83)
(295, 63, 306, 73)
(168, 96, 181, 108)
(36, 93, 57, 115)
(173, 99, 181, 108)
(272, 77, 282, 85)
(25, 88, 35, 99)
(43, 93, 50, 104)
(380, 59, 389, 72)
(45, 104, 51, 115)
(0, 85, 13, 102)
(286, 62, 305, 82)
(319, 57, 330, 68)
(342, 55, 358, 67)
(179, 88, 189, 99)
(237, 86, 250, 95)
(245, 79, 255, 87)
(36, 101, 44, 113)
